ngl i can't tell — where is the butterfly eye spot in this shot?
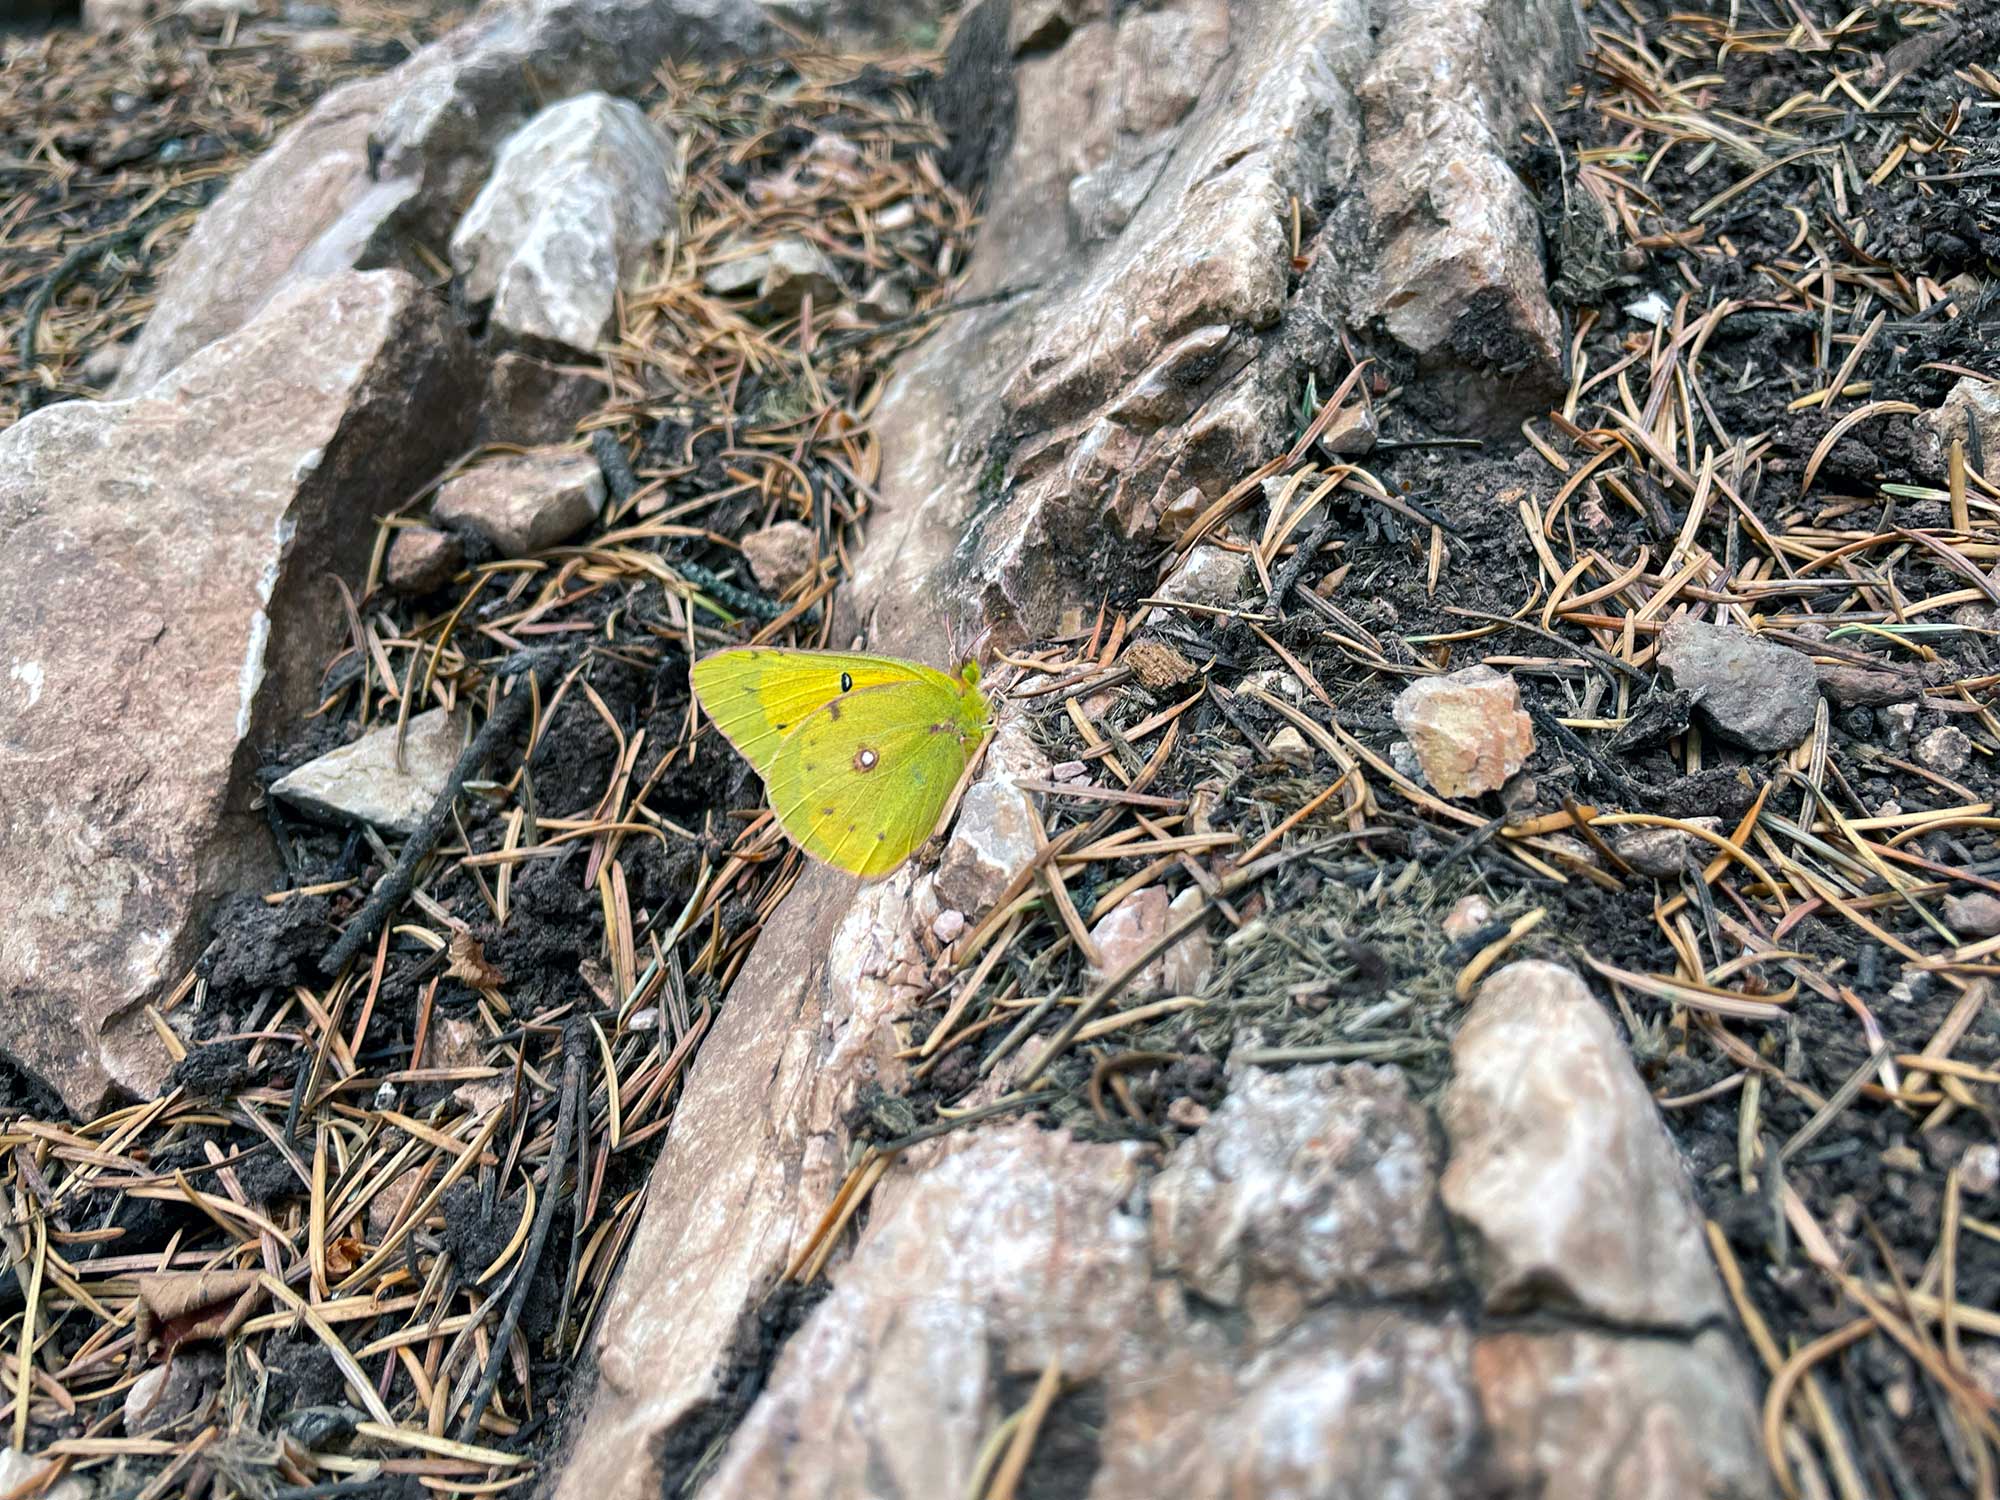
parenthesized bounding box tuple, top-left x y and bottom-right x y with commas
(839, 672, 853, 693)
(853, 747, 878, 772)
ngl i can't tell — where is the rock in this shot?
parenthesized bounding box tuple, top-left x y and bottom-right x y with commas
(1443, 893, 1493, 943)
(740, 520, 817, 593)
(1266, 725, 1312, 768)
(857, 273, 913, 321)
(933, 719, 1048, 915)
(80, 343, 128, 386)
(1441, 961, 1725, 1327)
(1152, 1062, 1450, 1332)
(289, 27, 355, 61)
(111, 73, 406, 395)
(124, 1348, 221, 1434)
(1608, 817, 1720, 879)
(1656, 616, 1819, 752)
(1945, 892, 2000, 939)
(0, 1450, 90, 1500)
(0, 270, 473, 1115)
(1317, 398, 1378, 456)
(82, 0, 152, 29)
(554, 865, 913, 1500)
(693, 1126, 1155, 1499)
(1333, 0, 1574, 431)
(700, 246, 771, 295)
(1391, 665, 1534, 799)
(695, 1120, 1488, 1500)
(269, 708, 465, 836)
(1917, 724, 1972, 775)
(1880, 702, 1917, 751)
(451, 94, 676, 352)
(759, 237, 844, 311)
(384, 527, 463, 594)
(1086, 884, 1211, 997)
(1157, 543, 1249, 609)
(1917, 375, 2000, 473)
(842, 0, 1580, 652)
(1962, 1144, 2000, 1196)
(1475, 1330, 1770, 1499)
(113, 0, 770, 394)
(180, 0, 254, 27)
(433, 449, 605, 557)
(476, 351, 601, 447)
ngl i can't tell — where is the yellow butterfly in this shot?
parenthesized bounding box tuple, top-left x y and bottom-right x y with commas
(689, 647, 993, 878)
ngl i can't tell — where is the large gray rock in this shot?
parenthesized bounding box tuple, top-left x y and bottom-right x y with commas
(451, 93, 676, 351)
(1656, 615, 1820, 752)
(1441, 961, 1726, 1328)
(0, 271, 474, 1115)
(558, 0, 1594, 1491)
(113, 0, 769, 395)
(110, 73, 407, 395)
(853, 0, 1579, 649)
(1150, 1061, 1452, 1329)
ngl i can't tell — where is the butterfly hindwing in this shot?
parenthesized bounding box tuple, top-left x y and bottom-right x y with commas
(766, 682, 975, 877)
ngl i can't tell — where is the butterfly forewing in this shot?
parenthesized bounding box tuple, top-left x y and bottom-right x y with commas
(691, 649, 962, 776)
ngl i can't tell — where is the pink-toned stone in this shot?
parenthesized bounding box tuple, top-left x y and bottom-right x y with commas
(740, 520, 818, 593)
(432, 449, 605, 557)
(0, 270, 473, 1115)
(384, 526, 463, 594)
(933, 719, 1048, 916)
(1441, 961, 1725, 1327)
(1947, 892, 2000, 939)
(1086, 884, 1212, 997)
(1442, 893, 1493, 942)
(1475, 1330, 1768, 1499)
(1391, 664, 1534, 799)
(1151, 1061, 1450, 1332)
(1608, 817, 1720, 879)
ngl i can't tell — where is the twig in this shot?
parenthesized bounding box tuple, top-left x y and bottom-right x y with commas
(320, 653, 559, 976)
(453, 1023, 587, 1446)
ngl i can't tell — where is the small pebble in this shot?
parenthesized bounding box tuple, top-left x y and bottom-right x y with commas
(1442, 894, 1492, 943)
(1166, 1096, 1210, 1130)
(931, 910, 967, 944)
(1944, 892, 2000, 939)
(1917, 724, 1972, 775)
(1609, 818, 1720, 878)
(1961, 1143, 2000, 1196)
(1879, 703, 1916, 751)
(1267, 726, 1313, 769)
